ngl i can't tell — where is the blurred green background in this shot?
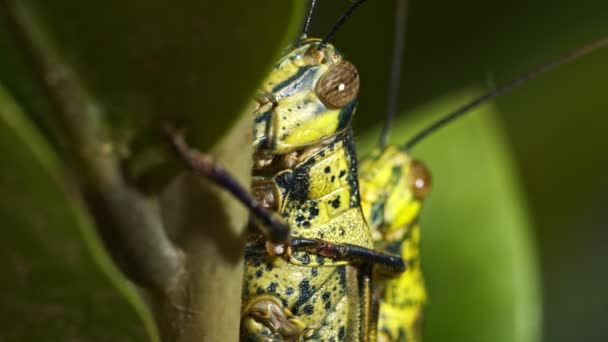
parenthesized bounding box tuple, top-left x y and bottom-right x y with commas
(1, 0, 607, 341)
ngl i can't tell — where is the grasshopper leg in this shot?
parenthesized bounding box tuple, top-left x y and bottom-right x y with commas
(291, 237, 406, 274)
(166, 126, 407, 274)
(165, 126, 291, 253)
(241, 295, 313, 342)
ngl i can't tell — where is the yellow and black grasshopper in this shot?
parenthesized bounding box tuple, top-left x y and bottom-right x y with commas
(165, 0, 608, 340)
(168, 1, 407, 341)
(358, 2, 430, 340)
(357, 1, 608, 341)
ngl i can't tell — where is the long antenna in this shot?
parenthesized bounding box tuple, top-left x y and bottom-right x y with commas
(321, 0, 368, 45)
(403, 36, 608, 151)
(301, 0, 318, 38)
(379, 0, 409, 148)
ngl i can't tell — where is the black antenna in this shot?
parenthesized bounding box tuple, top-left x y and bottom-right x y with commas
(379, 0, 409, 148)
(301, 0, 318, 38)
(321, 0, 368, 45)
(403, 36, 608, 151)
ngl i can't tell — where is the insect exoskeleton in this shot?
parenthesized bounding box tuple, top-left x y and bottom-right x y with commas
(356, 30, 608, 342)
(351, 1, 431, 339)
(252, 39, 359, 155)
(167, 1, 405, 340)
(242, 37, 377, 341)
(359, 146, 431, 342)
(166, 0, 608, 340)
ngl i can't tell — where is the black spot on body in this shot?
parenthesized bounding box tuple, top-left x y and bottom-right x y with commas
(316, 255, 325, 265)
(303, 304, 314, 315)
(300, 253, 311, 265)
(293, 279, 313, 312)
(267, 282, 278, 293)
(324, 166, 331, 173)
(339, 170, 346, 178)
(255, 269, 263, 278)
(331, 197, 341, 209)
(309, 203, 319, 218)
(311, 267, 318, 277)
(331, 175, 336, 182)
(302, 221, 311, 228)
(322, 292, 331, 301)
(266, 263, 273, 271)
(338, 326, 345, 339)
(286, 287, 294, 295)
(256, 287, 263, 294)
(325, 301, 332, 310)
(291, 169, 311, 202)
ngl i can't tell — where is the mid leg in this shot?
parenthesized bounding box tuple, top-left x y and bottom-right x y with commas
(291, 237, 406, 275)
(166, 126, 407, 274)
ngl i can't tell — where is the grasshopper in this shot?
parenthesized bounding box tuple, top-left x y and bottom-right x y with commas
(168, 1, 405, 340)
(357, 1, 608, 341)
(167, 0, 608, 340)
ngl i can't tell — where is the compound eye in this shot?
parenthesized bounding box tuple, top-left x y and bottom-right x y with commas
(409, 160, 432, 200)
(316, 60, 359, 109)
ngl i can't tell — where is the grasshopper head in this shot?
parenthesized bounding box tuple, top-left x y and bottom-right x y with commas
(253, 38, 359, 154)
(360, 146, 432, 238)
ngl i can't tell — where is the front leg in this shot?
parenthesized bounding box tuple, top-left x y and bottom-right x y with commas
(241, 295, 312, 342)
(166, 126, 407, 275)
(165, 126, 292, 255)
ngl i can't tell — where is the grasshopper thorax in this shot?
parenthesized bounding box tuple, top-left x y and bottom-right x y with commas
(253, 38, 360, 155)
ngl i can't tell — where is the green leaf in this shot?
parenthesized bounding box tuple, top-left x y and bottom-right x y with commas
(358, 90, 541, 342)
(1, 1, 305, 189)
(0, 83, 157, 341)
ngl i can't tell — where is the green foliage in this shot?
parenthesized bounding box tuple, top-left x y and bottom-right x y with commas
(0, 1, 304, 339)
(1, 1, 303, 191)
(0, 83, 157, 340)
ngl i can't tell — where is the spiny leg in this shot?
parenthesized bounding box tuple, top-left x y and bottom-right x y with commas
(291, 237, 406, 274)
(166, 126, 407, 274)
(165, 126, 291, 254)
